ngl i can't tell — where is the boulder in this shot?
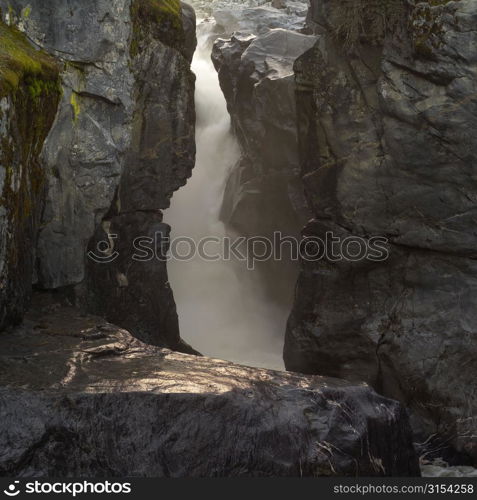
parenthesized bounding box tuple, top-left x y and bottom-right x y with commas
(0, 293, 420, 477)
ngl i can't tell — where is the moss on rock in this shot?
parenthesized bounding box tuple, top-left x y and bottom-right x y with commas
(0, 22, 59, 98)
(0, 19, 61, 330)
(130, 0, 185, 57)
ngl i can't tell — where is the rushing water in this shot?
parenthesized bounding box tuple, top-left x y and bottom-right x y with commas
(164, 26, 286, 370)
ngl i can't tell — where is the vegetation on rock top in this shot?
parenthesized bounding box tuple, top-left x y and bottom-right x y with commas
(130, 0, 185, 57)
(0, 21, 59, 98)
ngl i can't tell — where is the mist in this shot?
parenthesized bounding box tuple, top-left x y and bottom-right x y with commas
(164, 28, 287, 370)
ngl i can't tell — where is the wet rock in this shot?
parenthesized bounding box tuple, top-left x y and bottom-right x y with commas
(212, 29, 317, 301)
(181, 2, 197, 62)
(2, 0, 136, 289)
(1, 0, 197, 350)
(0, 293, 419, 477)
(85, 1, 196, 350)
(422, 464, 477, 478)
(213, 5, 306, 35)
(191, 0, 306, 26)
(285, 0, 477, 463)
(0, 20, 61, 330)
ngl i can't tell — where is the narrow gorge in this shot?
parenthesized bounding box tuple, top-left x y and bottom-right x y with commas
(165, 20, 287, 370)
(0, 0, 476, 479)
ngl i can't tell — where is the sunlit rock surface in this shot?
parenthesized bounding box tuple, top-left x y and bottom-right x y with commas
(213, 4, 306, 34)
(191, 0, 306, 24)
(285, 0, 477, 464)
(0, 293, 419, 477)
(421, 461, 477, 478)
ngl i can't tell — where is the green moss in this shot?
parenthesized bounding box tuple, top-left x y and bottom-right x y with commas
(26, 76, 59, 100)
(70, 91, 80, 122)
(130, 0, 184, 57)
(0, 18, 61, 225)
(21, 6, 32, 19)
(0, 21, 59, 98)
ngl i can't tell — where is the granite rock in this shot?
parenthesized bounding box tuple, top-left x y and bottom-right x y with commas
(0, 293, 420, 477)
(285, 0, 477, 463)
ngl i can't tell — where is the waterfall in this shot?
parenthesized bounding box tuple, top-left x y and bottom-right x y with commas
(164, 26, 286, 370)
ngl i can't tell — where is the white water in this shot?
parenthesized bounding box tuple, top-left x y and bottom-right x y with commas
(164, 29, 286, 370)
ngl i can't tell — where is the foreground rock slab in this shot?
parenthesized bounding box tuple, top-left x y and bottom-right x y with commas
(0, 294, 419, 477)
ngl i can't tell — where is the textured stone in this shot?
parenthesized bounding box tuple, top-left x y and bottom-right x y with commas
(181, 2, 197, 62)
(1, 0, 197, 351)
(0, 20, 60, 330)
(2, 0, 136, 289)
(212, 28, 316, 301)
(285, 0, 477, 463)
(0, 293, 419, 477)
(213, 5, 306, 35)
(85, 1, 196, 351)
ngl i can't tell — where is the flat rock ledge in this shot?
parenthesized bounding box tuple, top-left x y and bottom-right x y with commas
(0, 294, 419, 477)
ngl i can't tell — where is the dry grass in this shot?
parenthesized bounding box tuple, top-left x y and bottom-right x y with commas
(329, 0, 407, 48)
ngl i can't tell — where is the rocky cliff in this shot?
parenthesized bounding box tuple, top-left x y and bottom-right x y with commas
(211, 1, 313, 303)
(0, 0, 196, 351)
(285, 0, 477, 464)
(1, 0, 474, 476)
(0, 20, 61, 331)
(0, 1, 423, 477)
(0, 291, 419, 477)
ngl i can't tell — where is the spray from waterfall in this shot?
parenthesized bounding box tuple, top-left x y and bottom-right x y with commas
(164, 25, 286, 370)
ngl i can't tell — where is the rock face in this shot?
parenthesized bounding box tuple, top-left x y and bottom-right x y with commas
(3, 0, 136, 290)
(285, 0, 477, 463)
(213, 4, 307, 34)
(0, 21, 61, 331)
(85, 0, 197, 351)
(0, 0, 197, 350)
(212, 23, 316, 301)
(0, 292, 420, 477)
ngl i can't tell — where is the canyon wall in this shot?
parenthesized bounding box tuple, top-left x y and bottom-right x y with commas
(286, 0, 477, 463)
(211, 1, 312, 303)
(0, 0, 427, 476)
(0, 0, 197, 351)
(0, 20, 61, 331)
